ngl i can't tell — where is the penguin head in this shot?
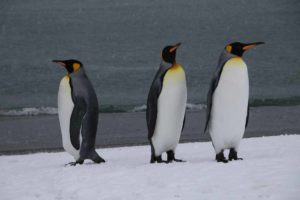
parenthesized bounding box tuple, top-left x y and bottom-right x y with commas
(161, 43, 181, 64)
(53, 59, 83, 74)
(225, 42, 264, 57)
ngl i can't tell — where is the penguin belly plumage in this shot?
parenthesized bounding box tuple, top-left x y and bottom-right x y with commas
(57, 76, 80, 160)
(151, 64, 187, 156)
(210, 57, 249, 154)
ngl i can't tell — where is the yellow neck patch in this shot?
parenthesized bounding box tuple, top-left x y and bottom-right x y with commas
(73, 63, 81, 72)
(168, 63, 182, 72)
(63, 75, 70, 80)
(224, 57, 246, 69)
(163, 63, 185, 86)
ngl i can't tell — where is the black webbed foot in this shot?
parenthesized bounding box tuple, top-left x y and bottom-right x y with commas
(82, 150, 105, 164)
(150, 155, 168, 164)
(92, 153, 106, 164)
(167, 151, 186, 163)
(94, 157, 105, 163)
(228, 148, 243, 161)
(173, 158, 186, 163)
(216, 151, 228, 163)
(64, 159, 84, 167)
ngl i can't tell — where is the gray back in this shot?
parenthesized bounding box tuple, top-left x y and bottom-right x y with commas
(68, 68, 99, 152)
(146, 61, 171, 139)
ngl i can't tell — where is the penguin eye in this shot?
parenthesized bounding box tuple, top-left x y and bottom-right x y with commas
(73, 63, 81, 72)
(225, 45, 232, 53)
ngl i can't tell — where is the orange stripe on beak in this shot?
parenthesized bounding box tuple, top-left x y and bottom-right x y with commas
(169, 43, 181, 53)
(242, 42, 264, 51)
(52, 60, 66, 67)
(242, 44, 256, 50)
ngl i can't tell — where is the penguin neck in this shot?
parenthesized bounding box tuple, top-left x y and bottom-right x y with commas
(160, 60, 177, 69)
(218, 49, 240, 67)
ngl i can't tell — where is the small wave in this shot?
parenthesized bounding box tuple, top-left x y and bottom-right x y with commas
(131, 103, 206, 112)
(0, 107, 58, 116)
(131, 105, 147, 112)
(2, 97, 298, 116)
(250, 96, 300, 107)
(186, 103, 206, 111)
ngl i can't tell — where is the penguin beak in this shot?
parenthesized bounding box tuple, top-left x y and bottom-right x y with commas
(242, 42, 265, 51)
(52, 60, 66, 67)
(169, 42, 181, 53)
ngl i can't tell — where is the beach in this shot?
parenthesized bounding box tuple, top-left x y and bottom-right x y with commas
(1, 105, 299, 154)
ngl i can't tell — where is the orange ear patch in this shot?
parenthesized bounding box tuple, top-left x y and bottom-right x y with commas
(73, 63, 81, 72)
(225, 45, 232, 53)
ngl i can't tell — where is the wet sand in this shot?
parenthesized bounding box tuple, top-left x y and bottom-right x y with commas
(0, 105, 299, 154)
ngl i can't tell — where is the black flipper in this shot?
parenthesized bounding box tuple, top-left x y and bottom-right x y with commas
(245, 104, 250, 128)
(146, 63, 170, 140)
(181, 115, 186, 133)
(204, 51, 236, 134)
(203, 63, 225, 134)
(69, 98, 87, 150)
(69, 77, 87, 150)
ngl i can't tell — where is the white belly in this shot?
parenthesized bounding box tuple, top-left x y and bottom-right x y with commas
(152, 65, 187, 156)
(210, 57, 249, 153)
(58, 76, 80, 160)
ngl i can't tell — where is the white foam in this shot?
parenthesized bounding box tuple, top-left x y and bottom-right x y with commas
(0, 107, 58, 116)
(131, 103, 206, 113)
(186, 103, 206, 111)
(131, 104, 147, 112)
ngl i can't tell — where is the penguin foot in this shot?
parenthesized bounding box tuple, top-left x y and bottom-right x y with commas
(228, 148, 243, 161)
(150, 155, 168, 164)
(157, 159, 169, 164)
(65, 160, 84, 167)
(87, 151, 105, 164)
(172, 158, 186, 163)
(167, 151, 186, 163)
(93, 157, 105, 164)
(92, 155, 106, 164)
(216, 151, 228, 163)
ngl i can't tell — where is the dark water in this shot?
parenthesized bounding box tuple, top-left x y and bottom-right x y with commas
(0, 0, 300, 113)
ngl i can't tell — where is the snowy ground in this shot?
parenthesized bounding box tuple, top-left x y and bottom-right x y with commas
(1, 135, 300, 200)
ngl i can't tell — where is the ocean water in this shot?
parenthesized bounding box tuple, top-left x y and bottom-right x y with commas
(0, 0, 299, 115)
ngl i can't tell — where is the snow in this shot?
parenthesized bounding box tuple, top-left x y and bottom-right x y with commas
(1, 135, 300, 200)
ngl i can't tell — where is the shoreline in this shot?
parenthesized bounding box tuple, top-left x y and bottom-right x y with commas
(0, 105, 300, 155)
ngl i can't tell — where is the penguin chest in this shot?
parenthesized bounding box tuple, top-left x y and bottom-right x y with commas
(152, 64, 187, 155)
(58, 76, 80, 160)
(210, 57, 249, 150)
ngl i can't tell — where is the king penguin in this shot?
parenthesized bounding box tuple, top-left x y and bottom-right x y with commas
(53, 59, 105, 166)
(204, 42, 264, 163)
(146, 43, 187, 163)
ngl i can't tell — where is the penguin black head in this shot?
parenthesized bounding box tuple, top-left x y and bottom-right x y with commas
(225, 42, 264, 57)
(52, 59, 83, 74)
(161, 43, 181, 64)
